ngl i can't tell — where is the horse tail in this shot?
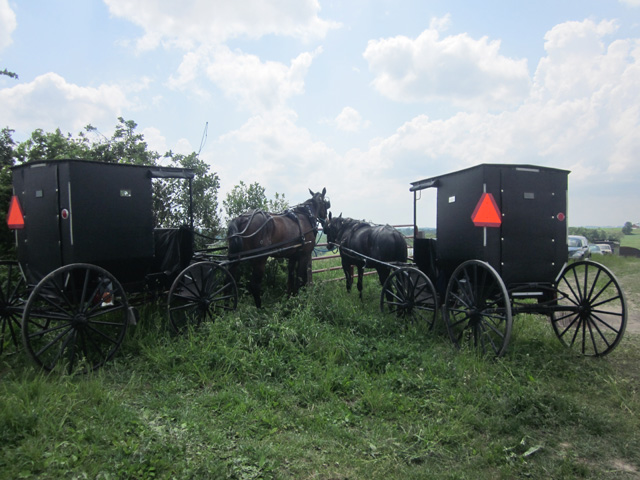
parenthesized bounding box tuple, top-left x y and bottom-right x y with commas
(379, 225, 408, 263)
(394, 229, 409, 263)
(227, 217, 245, 259)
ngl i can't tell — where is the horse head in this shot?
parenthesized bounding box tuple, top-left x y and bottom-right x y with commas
(307, 188, 330, 223)
(323, 211, 345, 250)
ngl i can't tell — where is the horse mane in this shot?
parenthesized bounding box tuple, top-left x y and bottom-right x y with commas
(333, 217, 373, 242)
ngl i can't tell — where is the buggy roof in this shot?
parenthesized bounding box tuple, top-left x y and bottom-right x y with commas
(12, 158, 196, 179)
(409, 163, 570, 192)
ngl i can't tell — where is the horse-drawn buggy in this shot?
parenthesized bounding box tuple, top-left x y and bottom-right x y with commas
(1, 158, 329, 373)
(323, 164, 626, 357)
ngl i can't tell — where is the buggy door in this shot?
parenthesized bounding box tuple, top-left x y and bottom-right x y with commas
(13, 163, 63, 283)
(500, 167, 567, 286)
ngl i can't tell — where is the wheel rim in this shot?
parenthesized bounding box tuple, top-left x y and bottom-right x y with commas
(168, 262, 238, 334)
(552, 261, 626, 356)
(22, 264, 128, 373)
(0, 261, 27, 355)
(443, 260, 512, 357)
(380, 267, 438, 330)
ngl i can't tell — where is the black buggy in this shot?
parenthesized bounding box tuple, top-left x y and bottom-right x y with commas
(1, 159, 239, 373)
(380, 163, 626, 357)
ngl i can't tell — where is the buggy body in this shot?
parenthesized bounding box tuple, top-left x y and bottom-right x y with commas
(379, 163, 626, 357)
(11, 159, 195, 287)
(411, 163, 569, 299)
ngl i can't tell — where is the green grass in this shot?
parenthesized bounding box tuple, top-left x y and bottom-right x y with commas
(621, 231, 640, 249)
(1, 260, 639, 479)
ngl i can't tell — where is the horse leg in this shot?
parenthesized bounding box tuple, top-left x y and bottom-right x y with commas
(296, 254, 310, 293)
(378, 267, 392, 302)
(342, 260, 353, 293)
(227, 263, 239, 308)
(249, 259, 266, 308)
(357, 265, 364, 300)
(287, 258, 297, 296)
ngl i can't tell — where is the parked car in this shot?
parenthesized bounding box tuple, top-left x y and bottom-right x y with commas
(568, 235, 590, 260)
(589, 244, 603, 255)
(596, 243, 613, 255)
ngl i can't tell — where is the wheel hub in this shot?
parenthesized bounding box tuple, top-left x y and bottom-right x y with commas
(73, 313, 89, 328)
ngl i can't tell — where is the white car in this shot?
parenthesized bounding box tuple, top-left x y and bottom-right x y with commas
(596, 243, 613, 255)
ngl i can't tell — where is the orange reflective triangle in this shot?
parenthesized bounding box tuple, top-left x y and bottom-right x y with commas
(7, 195, 25, 229)
(471, 192, 501, 227)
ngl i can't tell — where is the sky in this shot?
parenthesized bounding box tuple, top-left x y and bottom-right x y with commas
(1, 0, 639, 228)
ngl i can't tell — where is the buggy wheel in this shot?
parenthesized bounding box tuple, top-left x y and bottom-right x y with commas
(551, 261, 626, 356)
(443, 260, 512, 357)
(22, 264, 128, 373)
(0, 260, 28, 355)
(380, 267, 438, 330)
(168, 262, 238, 334)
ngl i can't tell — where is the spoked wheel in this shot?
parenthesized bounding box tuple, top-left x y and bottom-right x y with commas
(168, 261, 238, 334)
(443, 260, 512, 357)
(22, 264, 129, 373)
(380, 267, 438, 330)
(551, 261, 626, 356)
(0, 260, 28, 355)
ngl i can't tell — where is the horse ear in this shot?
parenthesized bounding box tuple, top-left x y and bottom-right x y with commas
(322, 187, 326, 196)
(339, 212, 342, 218)
(309, 188, 315, 196)
(329, 211, 332, 220)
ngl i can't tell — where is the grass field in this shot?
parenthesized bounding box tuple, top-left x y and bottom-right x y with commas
(1, 257, 639, 479)
(619, 231, 640, 249)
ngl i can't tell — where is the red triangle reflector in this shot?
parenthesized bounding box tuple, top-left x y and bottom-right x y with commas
(471, 193, 501, 227)
(7, 195, 25, 230)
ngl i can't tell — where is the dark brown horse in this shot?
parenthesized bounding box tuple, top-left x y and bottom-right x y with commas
(322, 213, 407, 299)
(226, 188, 329, 308)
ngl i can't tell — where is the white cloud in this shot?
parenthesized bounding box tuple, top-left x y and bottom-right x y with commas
(214, 108, 335, 197)
(334, 106, 370, 132)
(619, 0, 640, 7)
(363, 16, 531, 110)
(533, 19, 620, 101)
(103, 0, 339, 50)
(0, 73, 131, 135)
(204, 46, 322, 113)
(0, 0, 16, 50)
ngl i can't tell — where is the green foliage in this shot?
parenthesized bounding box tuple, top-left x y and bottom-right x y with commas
(1, 259, 639, 479)
(153, 151, 221, 238)
(81, 118, 161, 166)
(0, 128, 16, 256)
(13, 128, 89, 163)
(223, 180, 288, 223)
(0, 68, 18, 79)
(622, 222, 633, 235)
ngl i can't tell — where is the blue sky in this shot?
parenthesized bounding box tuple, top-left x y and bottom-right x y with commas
(1, 0, 639, 227)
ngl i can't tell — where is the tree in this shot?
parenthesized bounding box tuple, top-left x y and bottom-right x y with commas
(622, 222, 633, 235)
(222, 181, 289, 222)
(0, 69, 18, 79)
(0, 128, 17, 255)
(154, 151, 222, 240)
(14, 128, 89, 163)
(223, 181, 268, 221)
